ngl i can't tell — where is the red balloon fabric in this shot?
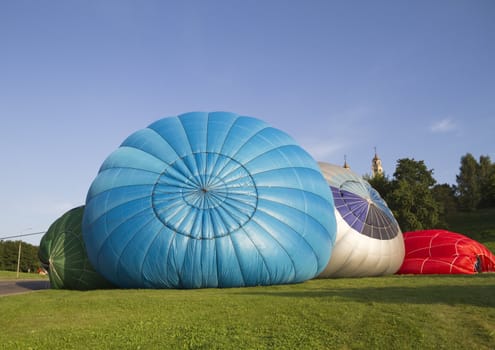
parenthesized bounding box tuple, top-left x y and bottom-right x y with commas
(397, 229, 495, 274)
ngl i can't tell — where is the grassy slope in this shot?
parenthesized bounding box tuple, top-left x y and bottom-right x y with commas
(446, 207, 495, 253)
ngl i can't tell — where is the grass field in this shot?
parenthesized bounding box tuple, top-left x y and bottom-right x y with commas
(0, 270, 48, 280)
(1, 275, 494, 349)
(1, 209, 494, 349)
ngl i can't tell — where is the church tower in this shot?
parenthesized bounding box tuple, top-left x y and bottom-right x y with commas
(371, 147, 383, 177)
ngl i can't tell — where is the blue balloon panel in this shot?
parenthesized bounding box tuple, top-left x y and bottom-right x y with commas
(83, 112, 336, 288)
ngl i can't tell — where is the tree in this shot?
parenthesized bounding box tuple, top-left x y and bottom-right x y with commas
(364, 172, 392, 200)
(478, 155, 495, 208)
(0, 241, 19, 271)
(485, 164, 495, 207)
(392, 158, 436, 187)
(0, 240, 40, 272)
(385, 158, 441, 232)
(431, 183, 458, 225)
(456, 153, 481, 211)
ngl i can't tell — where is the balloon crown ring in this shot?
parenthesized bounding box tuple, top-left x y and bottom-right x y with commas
(151, 152, 258, 240)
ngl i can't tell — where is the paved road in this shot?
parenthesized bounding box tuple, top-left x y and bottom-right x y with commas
(0, 279, 50, 297)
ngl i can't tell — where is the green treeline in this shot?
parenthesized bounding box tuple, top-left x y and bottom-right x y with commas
(367, 153, 495, 232)
(0, 240, 40, 273)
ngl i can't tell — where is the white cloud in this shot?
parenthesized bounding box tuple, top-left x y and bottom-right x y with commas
(430, 118, 457, 133)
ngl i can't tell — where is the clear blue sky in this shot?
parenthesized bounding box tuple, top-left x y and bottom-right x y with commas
(1, 0, 494, 245)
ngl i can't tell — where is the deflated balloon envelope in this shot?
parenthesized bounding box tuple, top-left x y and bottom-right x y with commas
(83, 112, 336, 288)
(317, 162, 404, 277)
(397, 229, 495, 274)
(38, 206, 114, 290)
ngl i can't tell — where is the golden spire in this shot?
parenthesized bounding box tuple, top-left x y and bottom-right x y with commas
(373, 146, 379, 160)
(343, 155, 350, 169)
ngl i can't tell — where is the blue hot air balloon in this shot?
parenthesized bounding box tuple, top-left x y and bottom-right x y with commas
(83, 112, 336, 288)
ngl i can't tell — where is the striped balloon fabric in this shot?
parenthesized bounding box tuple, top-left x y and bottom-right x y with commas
(397, 229, 495, 274)
(83, 112, 336, 288)
(317, 162, 404, 278)
(38, 206, 114, 290)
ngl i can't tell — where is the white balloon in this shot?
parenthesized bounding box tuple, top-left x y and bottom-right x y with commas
(317, 162, 405, 277)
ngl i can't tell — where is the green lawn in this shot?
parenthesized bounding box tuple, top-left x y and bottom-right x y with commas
(1, 275, 494, 349)
(0, 270, 48, 280)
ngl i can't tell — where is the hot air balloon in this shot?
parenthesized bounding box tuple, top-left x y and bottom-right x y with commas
(397, 229, 495, 274)
(317, 162, 404, 277)
(83, 112, 336, 289)
(38, 206, 114, 290)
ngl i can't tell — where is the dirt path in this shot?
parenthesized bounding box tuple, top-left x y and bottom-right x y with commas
(0, 279, 50, 297)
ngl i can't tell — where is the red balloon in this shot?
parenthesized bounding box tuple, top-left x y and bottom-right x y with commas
(397, 229, 495, 274)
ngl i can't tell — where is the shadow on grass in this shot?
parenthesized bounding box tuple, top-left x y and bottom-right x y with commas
(239, 284, 495, 307)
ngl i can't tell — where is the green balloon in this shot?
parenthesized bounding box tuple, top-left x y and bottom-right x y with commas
(38, 206, 114, 290)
